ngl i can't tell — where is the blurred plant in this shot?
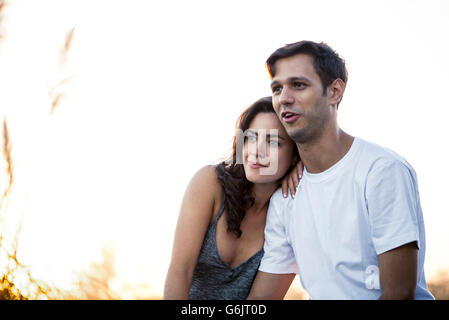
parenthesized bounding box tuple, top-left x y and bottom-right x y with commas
(1, 117, 60, 299)
(0, 2, 119, 299)
(1, 116, 120, 300)
(63, 243, 159, 300)
(0, 1, 75, 299)
(0, 0, 5, 41)
(1, 117, 12, 206)
(65, 243, 119, 300)
(49, 27, 76, 114)
(428, 270, 449, 300)
(283, 277, 309, 300)
(0, 0, 35, 300)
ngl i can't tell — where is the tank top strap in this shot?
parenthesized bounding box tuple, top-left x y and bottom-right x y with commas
(212, 188, 226, 224)
(212, 202, 225, 224)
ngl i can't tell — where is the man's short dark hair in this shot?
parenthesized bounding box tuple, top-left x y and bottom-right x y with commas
(266, 40, 348, 95)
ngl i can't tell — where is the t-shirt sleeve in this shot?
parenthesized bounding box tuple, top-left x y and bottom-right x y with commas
(366, 159, 420, 255)
(259, 191, 298, 274)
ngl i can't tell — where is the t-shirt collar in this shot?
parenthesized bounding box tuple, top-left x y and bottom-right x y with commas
(302, 137, 361, 183)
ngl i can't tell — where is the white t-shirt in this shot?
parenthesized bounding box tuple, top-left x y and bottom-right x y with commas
(259, 137, 434, 299)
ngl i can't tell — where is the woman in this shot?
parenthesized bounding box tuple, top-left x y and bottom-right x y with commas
(164, 97, 301, 299)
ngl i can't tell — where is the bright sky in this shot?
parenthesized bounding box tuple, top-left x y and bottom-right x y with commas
(1, 0, 448, 298)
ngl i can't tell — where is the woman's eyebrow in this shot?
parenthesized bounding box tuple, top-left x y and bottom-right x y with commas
(246, 129, 285, 140)
(246, 129, 257, 135)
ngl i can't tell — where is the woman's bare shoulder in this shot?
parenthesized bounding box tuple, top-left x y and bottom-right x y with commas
(188, 165, 222, 198)
(181, 165, 223, 223)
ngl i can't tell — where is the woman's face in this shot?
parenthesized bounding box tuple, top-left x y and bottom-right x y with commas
(242, 112, 296, 184)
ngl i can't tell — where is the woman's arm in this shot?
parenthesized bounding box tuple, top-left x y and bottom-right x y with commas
(163, 165, 221, 299)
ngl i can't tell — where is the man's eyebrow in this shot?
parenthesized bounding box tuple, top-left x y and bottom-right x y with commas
(270, 80, 281, 88)
(270, 76, 311, 87)
(246, 129, 285, 140)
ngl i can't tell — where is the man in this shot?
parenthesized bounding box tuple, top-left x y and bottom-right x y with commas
(248, 40, 434, 299)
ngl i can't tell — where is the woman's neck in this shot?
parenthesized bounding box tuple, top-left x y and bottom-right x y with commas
(249, 182, 279, 215)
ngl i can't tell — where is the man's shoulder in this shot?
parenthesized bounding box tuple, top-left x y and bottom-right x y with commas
(270, 187, 286, 204)
(268, 188, 295, 213)
(358, 138, 404, 161)
(355, 138, 415, 174)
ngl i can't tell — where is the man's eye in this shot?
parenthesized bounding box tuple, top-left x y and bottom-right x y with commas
(272, 86, 282, 94)
(294, 82, 306, 89)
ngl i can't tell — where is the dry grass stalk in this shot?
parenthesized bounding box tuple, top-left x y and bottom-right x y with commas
(61, 27, 75, 65)
(0, 0, 5, 41)
(0, 116, 13, 239)
(1, 117, 13, 205)
(50, 27, 75, 114)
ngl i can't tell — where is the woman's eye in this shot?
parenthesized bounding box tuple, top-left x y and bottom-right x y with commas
(269, 140, 280, 146)
(247, 135, 257, 142)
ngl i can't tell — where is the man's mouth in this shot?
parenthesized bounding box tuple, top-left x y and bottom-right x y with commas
(281, 111, 301, 123)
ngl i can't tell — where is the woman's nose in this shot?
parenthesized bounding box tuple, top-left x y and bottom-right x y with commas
(257, 138, 267, 159)
(247, 137, 267, 159)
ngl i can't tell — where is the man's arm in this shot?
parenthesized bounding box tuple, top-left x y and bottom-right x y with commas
(378, 241, 418, 300)
(247, 271, 295, 300)
(366, 160, 422, 299)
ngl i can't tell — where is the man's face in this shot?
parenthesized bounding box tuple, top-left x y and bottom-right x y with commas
(270, 53, 331, 144)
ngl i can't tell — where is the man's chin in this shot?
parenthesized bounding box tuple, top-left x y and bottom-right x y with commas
(287, 128, 309, 144)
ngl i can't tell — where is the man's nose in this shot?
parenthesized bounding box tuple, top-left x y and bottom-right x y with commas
(279, 87, 294, 105)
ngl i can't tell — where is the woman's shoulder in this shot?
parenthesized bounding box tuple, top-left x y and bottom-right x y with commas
(191, 164, 220, 183)
(189, 165, 222, 197)
(189, 165, 223, 222)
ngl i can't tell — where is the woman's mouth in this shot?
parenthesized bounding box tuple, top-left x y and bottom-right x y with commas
(249, 162, 268, 169)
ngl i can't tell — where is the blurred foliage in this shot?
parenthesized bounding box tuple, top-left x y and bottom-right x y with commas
(65, 244, 119, 300)
(1, 116, 58, 300)
(428, 270, 449, 300)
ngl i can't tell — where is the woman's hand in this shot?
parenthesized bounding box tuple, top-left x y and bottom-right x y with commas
(281, 161, 304, 198)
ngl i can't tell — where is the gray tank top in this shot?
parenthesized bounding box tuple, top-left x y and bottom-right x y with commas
(189, 202, 264, 300)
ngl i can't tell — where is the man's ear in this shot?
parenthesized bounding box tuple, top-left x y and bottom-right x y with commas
(327, 78, 345, 107)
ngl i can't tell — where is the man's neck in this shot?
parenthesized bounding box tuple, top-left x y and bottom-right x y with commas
(297, 126, 354, 174)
